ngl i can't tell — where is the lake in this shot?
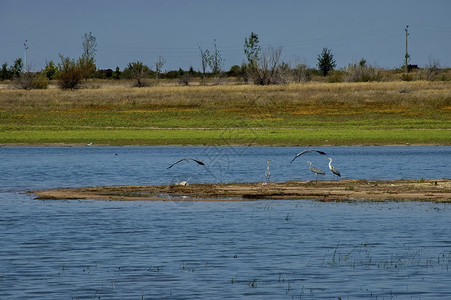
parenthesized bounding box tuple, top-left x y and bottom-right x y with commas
(0, 146, 450, 299)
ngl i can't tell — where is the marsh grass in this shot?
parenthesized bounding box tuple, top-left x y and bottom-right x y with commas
(1, 81, 449, 145)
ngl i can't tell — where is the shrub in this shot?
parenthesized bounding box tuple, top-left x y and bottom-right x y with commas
(32, 73, 49, 89)
(57, 55, 82, 90)
(13, 72, 35, 90)
(417, 58, 441, 81)
(292, 63, 311, 83)
(344, 59, 382, 82)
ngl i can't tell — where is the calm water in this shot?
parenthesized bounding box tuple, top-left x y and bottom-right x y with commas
(1, 146, 450, 299)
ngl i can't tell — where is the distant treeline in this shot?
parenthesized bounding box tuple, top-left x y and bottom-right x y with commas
(1, 31, 450, 90)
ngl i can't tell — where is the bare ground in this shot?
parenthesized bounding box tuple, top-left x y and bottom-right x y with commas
(33, 179, 451, 203)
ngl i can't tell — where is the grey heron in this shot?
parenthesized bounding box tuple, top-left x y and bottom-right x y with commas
(290, 149, 326, 163)
(167, 158, 205, 169)
(327, 157, 341, 180)
(265, 160, 271, 183)
(306, 160, 325, 183)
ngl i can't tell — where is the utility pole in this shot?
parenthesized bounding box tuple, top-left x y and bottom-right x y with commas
(24, 40, 29, 72)
(405, 25, 409, 73)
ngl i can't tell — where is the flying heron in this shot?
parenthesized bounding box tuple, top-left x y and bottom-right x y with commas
(167, 158, 205, 169)
(264, 160, 271, 183)
(327, 157, 341, 180)
(306, 160, 325, 183)
(290, 149, 326, 163)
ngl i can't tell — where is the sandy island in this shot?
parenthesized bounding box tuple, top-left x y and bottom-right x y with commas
(33, 179, 451, 202)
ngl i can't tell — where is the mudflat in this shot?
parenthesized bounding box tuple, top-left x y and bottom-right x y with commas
(33, 179, 451, 202)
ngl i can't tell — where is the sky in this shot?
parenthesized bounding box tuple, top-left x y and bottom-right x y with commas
(1, 0, 450, 72)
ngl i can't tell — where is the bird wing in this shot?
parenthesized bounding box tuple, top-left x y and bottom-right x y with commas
(190, 158, 205, 166)
(290, 149, 326, 163)
(167, 158, 205, 169)
(167, 158, 187, 169)
(332, 166, 341, 176)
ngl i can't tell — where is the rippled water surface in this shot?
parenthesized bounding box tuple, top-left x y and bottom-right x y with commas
(1, 146, 450, 299)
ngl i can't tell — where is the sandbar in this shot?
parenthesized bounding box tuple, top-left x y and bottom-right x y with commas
(33, 179, 451, 202)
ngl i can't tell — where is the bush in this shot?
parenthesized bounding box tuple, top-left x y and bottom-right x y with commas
(344, 60, 382, 82)
(13, 72, 35, 90)
(57, 55, 82, 90)
(417, 58, 441, 81)
(292, 63, 311, 83)
(32, 73, 49, 89)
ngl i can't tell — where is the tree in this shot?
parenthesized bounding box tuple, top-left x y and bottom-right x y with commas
(248, 46, 285, 85)
(82, 31, 97, 61)
(10, 58, 23, 78)
(57, 54, 82, 90)
(244, 32, 261, 67)
(317, 47, 336, 76)
(80, 32, 97, 79)
(208, 38, 224, 79)
(43, 60, 58, 80)
(0, 63, 11, 81)
(155, 56, 166, 79)
(78, 56, 96, 80)
(126, 61, 150, 87)
(199, 46, 211, 84)
(113, 66, 121, 80)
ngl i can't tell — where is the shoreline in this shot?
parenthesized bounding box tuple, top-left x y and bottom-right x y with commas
(33, 179, 451, 203)
(2, 143, 449, 147)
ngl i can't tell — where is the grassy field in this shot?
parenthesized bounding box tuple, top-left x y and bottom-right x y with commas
(0, 81, 450, 146)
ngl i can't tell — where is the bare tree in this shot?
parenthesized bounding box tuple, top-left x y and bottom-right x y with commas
(248, 46, 284, 85)
(82, 31, 97, 61)
(199, 46, 210, 85)
(421, 57, 441, 81)
(208, 38, 224, 81)
(80, 32, 97, 80)
(13, 70, 35, 90)
(155, 56, 166, 79)
(291, 57, 310, 83)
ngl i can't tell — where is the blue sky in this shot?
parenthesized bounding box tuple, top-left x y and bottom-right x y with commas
(1, 0, 450, 72)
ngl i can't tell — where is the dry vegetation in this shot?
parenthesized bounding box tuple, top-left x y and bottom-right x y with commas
(0, 80, 450, 145)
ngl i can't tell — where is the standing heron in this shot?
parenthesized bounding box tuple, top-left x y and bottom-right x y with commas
(264, 160, 271, 184)
(167, 158, 205, 169)
(306, 160, 325, 183)
(290, 149, 326, 163)
(327, 157, 341, 180)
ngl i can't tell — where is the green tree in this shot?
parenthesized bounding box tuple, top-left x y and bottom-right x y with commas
(113, 66, 121, 80)
(57, 54, 82, 90)
(317, 47, 336, 76)
(43, 60, 58, 80)
(244, 32, 261, 66)
(77, 56, 96, 80)
(0, 62, 11, 80)
(10, 58, 23, 78)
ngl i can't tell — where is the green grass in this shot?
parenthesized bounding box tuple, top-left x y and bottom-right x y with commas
(1, 127, 448, 146)
(1, 81, 449, 145)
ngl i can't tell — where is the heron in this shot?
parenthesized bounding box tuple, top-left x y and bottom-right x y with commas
(167, 158, 205, 169)
(306, 160, 325, 183)
(327, 157, 341, 180)
(290, 149, 327, 163)
(264, 160, 271, 183)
